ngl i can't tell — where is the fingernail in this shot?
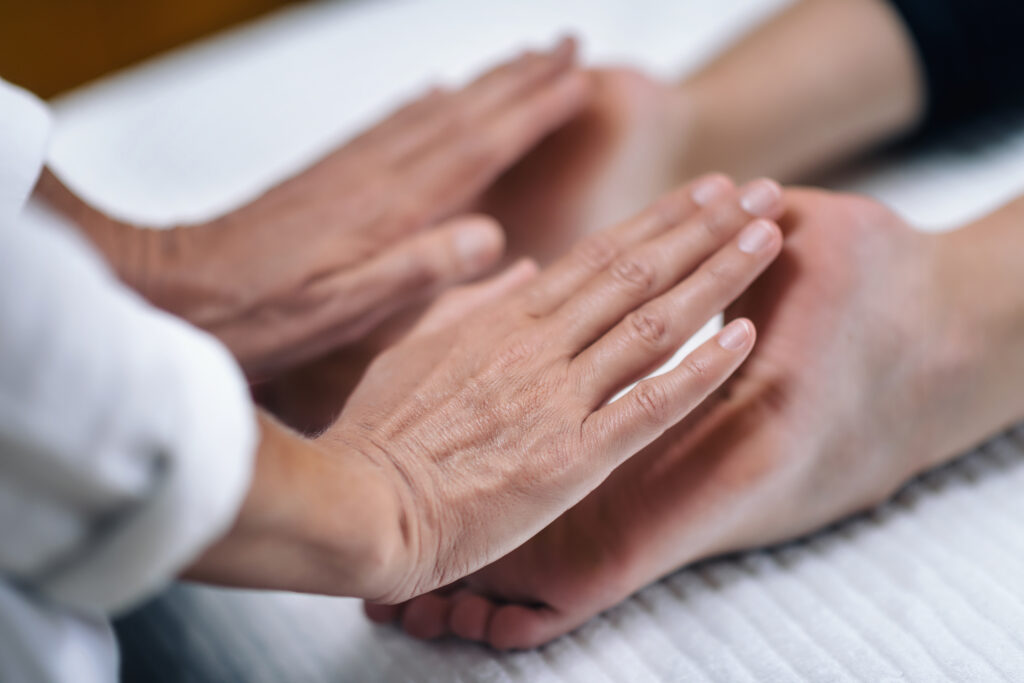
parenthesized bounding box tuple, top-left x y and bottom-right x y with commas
(456, 227, 499, 269)
(737, 219, 776, 254)
(691, 176, 730, 206)
(740, 180, 781, 216)
(717, 319, 752, 351)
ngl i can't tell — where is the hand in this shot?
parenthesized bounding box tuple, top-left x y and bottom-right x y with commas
(369, 188, 1021, 648)
(480, 67, 692, 265)
(253, 66, 684, 431)
(189, 176, 786, 603)
(42, 40, 591, 379)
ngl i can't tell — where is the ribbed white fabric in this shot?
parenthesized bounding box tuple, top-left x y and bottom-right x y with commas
(117, 425, 1024, 682)
(38, 0, 1024, 680)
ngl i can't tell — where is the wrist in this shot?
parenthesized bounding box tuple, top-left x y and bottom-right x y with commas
(34, 169, 148, 284)
(33, 168, 193, 304)
(186, 413, 407, 600)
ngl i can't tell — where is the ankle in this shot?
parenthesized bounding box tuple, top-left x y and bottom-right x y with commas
(921, 221, 1024, 467)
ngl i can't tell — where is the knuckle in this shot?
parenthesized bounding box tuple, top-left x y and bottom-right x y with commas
(625, 308, 669, 349)
(702, 258, 738, 288)
(573, 234, 619, 272)
(401, 252, 441, 291)
(681, 355, 716, 387)
(547, 437, 580, 478)
(610, 255, 657, 295)
(391, 198, 429, 233)
(632, 381, 671, 424)
(698, 203, 736, 241)
(518, 284, 548, 318)
(491, 336, 536, 372)
(457, 133, 501, 169)
(650, 195, 687, 226)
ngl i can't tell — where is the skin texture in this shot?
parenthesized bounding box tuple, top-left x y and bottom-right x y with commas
(37, 40, 591, 379)
(479, 0, 924, 264)
(249, 0, 928, 430)
(368, 188, 1024, 649)
(188, 176, 787, 604)
(480, 66, 690, 265)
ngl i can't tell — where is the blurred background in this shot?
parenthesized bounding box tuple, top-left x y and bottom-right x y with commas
(8, 0, 1024, 236)
(0, 0, 295, 97)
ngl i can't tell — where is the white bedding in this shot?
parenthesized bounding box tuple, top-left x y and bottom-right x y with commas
(34, 0, 1024, 680)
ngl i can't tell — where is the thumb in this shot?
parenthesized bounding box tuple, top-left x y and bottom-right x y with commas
(343, 213, 505, 317)
(410, 258, 540, 338)
(390, 213, 507, 290)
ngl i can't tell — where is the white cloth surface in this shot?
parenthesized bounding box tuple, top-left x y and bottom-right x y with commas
(0, 80, 257, 682)
(34, 0, 1024, 681)
(118, 428, 1024, 682)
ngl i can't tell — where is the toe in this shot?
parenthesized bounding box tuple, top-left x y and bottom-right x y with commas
(488, 604, 577, 650)
(364, 601, 404, 624)
(401, 593, 453, 640)
(449, 592, 496, 641)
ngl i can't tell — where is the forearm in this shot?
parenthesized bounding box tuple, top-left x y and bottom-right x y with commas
(184, 411, 404, 601)
(677, 0, 925, 182)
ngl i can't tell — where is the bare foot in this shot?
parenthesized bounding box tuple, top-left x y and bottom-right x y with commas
(481, 67, 690, 265)
(367, 188, 1019, 648)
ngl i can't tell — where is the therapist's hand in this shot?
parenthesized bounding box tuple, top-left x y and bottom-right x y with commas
(187, 175, 787, 603)
(40, 40, 590, 379)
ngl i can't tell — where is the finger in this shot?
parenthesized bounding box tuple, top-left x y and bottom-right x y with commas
(274, 215, 505, 363)
(583, 318, 757, 462)
(519, 174, 735, 316)
(349, 51, 544, 172)
(440, 36, 579, 132)
(377, 68, 592, 239)
(321, 39, 579, 187)
(573, 218, 782, 405)
(372, 38, 578, 177)
(328, 87, 451, 174)
(410, 258, 539, 338)
(401, 593, 454, 640)
(550, 179, 782, 352)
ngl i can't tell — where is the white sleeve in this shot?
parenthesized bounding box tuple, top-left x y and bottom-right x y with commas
(0, 77, 256, 670)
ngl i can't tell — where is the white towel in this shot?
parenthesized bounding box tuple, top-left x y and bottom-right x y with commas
(116, 426, 1024, 682)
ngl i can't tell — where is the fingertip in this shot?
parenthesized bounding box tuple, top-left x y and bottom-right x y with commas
(737, 218, 783, 256)
(509, 257, 541, 281)
(452, 215, 506, 273)
(739, 177, 784, 218)
(690, 173, 735, 207)
(550, 35, 579, 61)
(716, 317, 755, 352)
